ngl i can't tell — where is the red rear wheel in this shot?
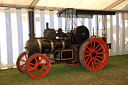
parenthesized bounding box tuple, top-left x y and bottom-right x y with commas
(79, 38, 108, 71)
(25, 54, 50, 79)
(16, 52, 28, 73)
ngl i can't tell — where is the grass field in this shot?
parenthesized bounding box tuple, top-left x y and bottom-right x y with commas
(0, 54, 128, 85)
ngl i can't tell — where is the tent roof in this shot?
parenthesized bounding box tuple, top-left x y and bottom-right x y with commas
(0, 0, 128, 12)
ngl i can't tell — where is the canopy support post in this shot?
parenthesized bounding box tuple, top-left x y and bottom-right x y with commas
(102, 15, 107, 42)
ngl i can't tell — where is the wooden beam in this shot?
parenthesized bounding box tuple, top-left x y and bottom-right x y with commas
(0, 3, 29, 8)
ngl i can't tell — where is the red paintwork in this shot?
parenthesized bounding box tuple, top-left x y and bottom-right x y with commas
(69, 63, 80, 66)
(83, 38, 108, 71)
(26, 54, 50, 79)
(18, 52, 27, 72)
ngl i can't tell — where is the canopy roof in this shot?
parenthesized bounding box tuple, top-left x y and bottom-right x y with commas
(0, 0, 128, 12)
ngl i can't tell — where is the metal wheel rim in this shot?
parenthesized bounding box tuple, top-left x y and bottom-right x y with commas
(26, 54, 50, 79)
(83, 38, 108, 71)
(17, 52, 27, 72)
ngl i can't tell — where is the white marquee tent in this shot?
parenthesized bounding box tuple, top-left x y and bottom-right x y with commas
(0, 0, 128, 11)
(0, 0, 128, 69)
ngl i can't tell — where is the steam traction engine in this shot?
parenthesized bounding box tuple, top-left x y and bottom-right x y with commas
(16, 8, 115, 78)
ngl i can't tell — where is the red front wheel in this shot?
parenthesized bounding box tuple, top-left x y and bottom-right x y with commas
(16, 52, 28, 73)
(79, 38, 109, 71)
(25, 54, 50, 79)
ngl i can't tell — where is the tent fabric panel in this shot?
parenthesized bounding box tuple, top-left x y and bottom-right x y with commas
(0, 0, 128, 11)
(5, 9, 13, 68)
(0, 0, 33, 6)
(0, 8, 128, 69)
(73, 0, 118, 9)
(112, 0, 128, 10)
(36, 0, 118, 10)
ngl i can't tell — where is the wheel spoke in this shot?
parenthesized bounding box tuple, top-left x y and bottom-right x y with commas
(21, 59, 26, 62)
(30, 68, 36, 72)
(96, 55, 103, 59)
(33, 69, 37, 76)
(95, 58, 102, 64)
(84, 50, 89, 53)
(87, 58, 92, 65)
(25, 54, 27, 60)
(39, 70, 42, 76)
(38, 57, 43, 64)
(29, 63, 36, 66)
(92, 61, 94, 68)
(94, 44, 101, 50)
(96, 47, 102, 52)
(94, 59, 97, 67)
(20, 63, 25, 67)
(97, 52, 105, 54)
(84, 55, 90, 58)
(85, 57, 90, 63)
(41, 63, 47, 66)
(35, 57, 38, 63)
(41, 68, 47, 71)
(86, 46, 91, 51)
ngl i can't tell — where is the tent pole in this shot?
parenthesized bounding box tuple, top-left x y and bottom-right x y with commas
(102, 15, 107, 42)
(71, 9, 73, 31)
(97, 15, 99, 36)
